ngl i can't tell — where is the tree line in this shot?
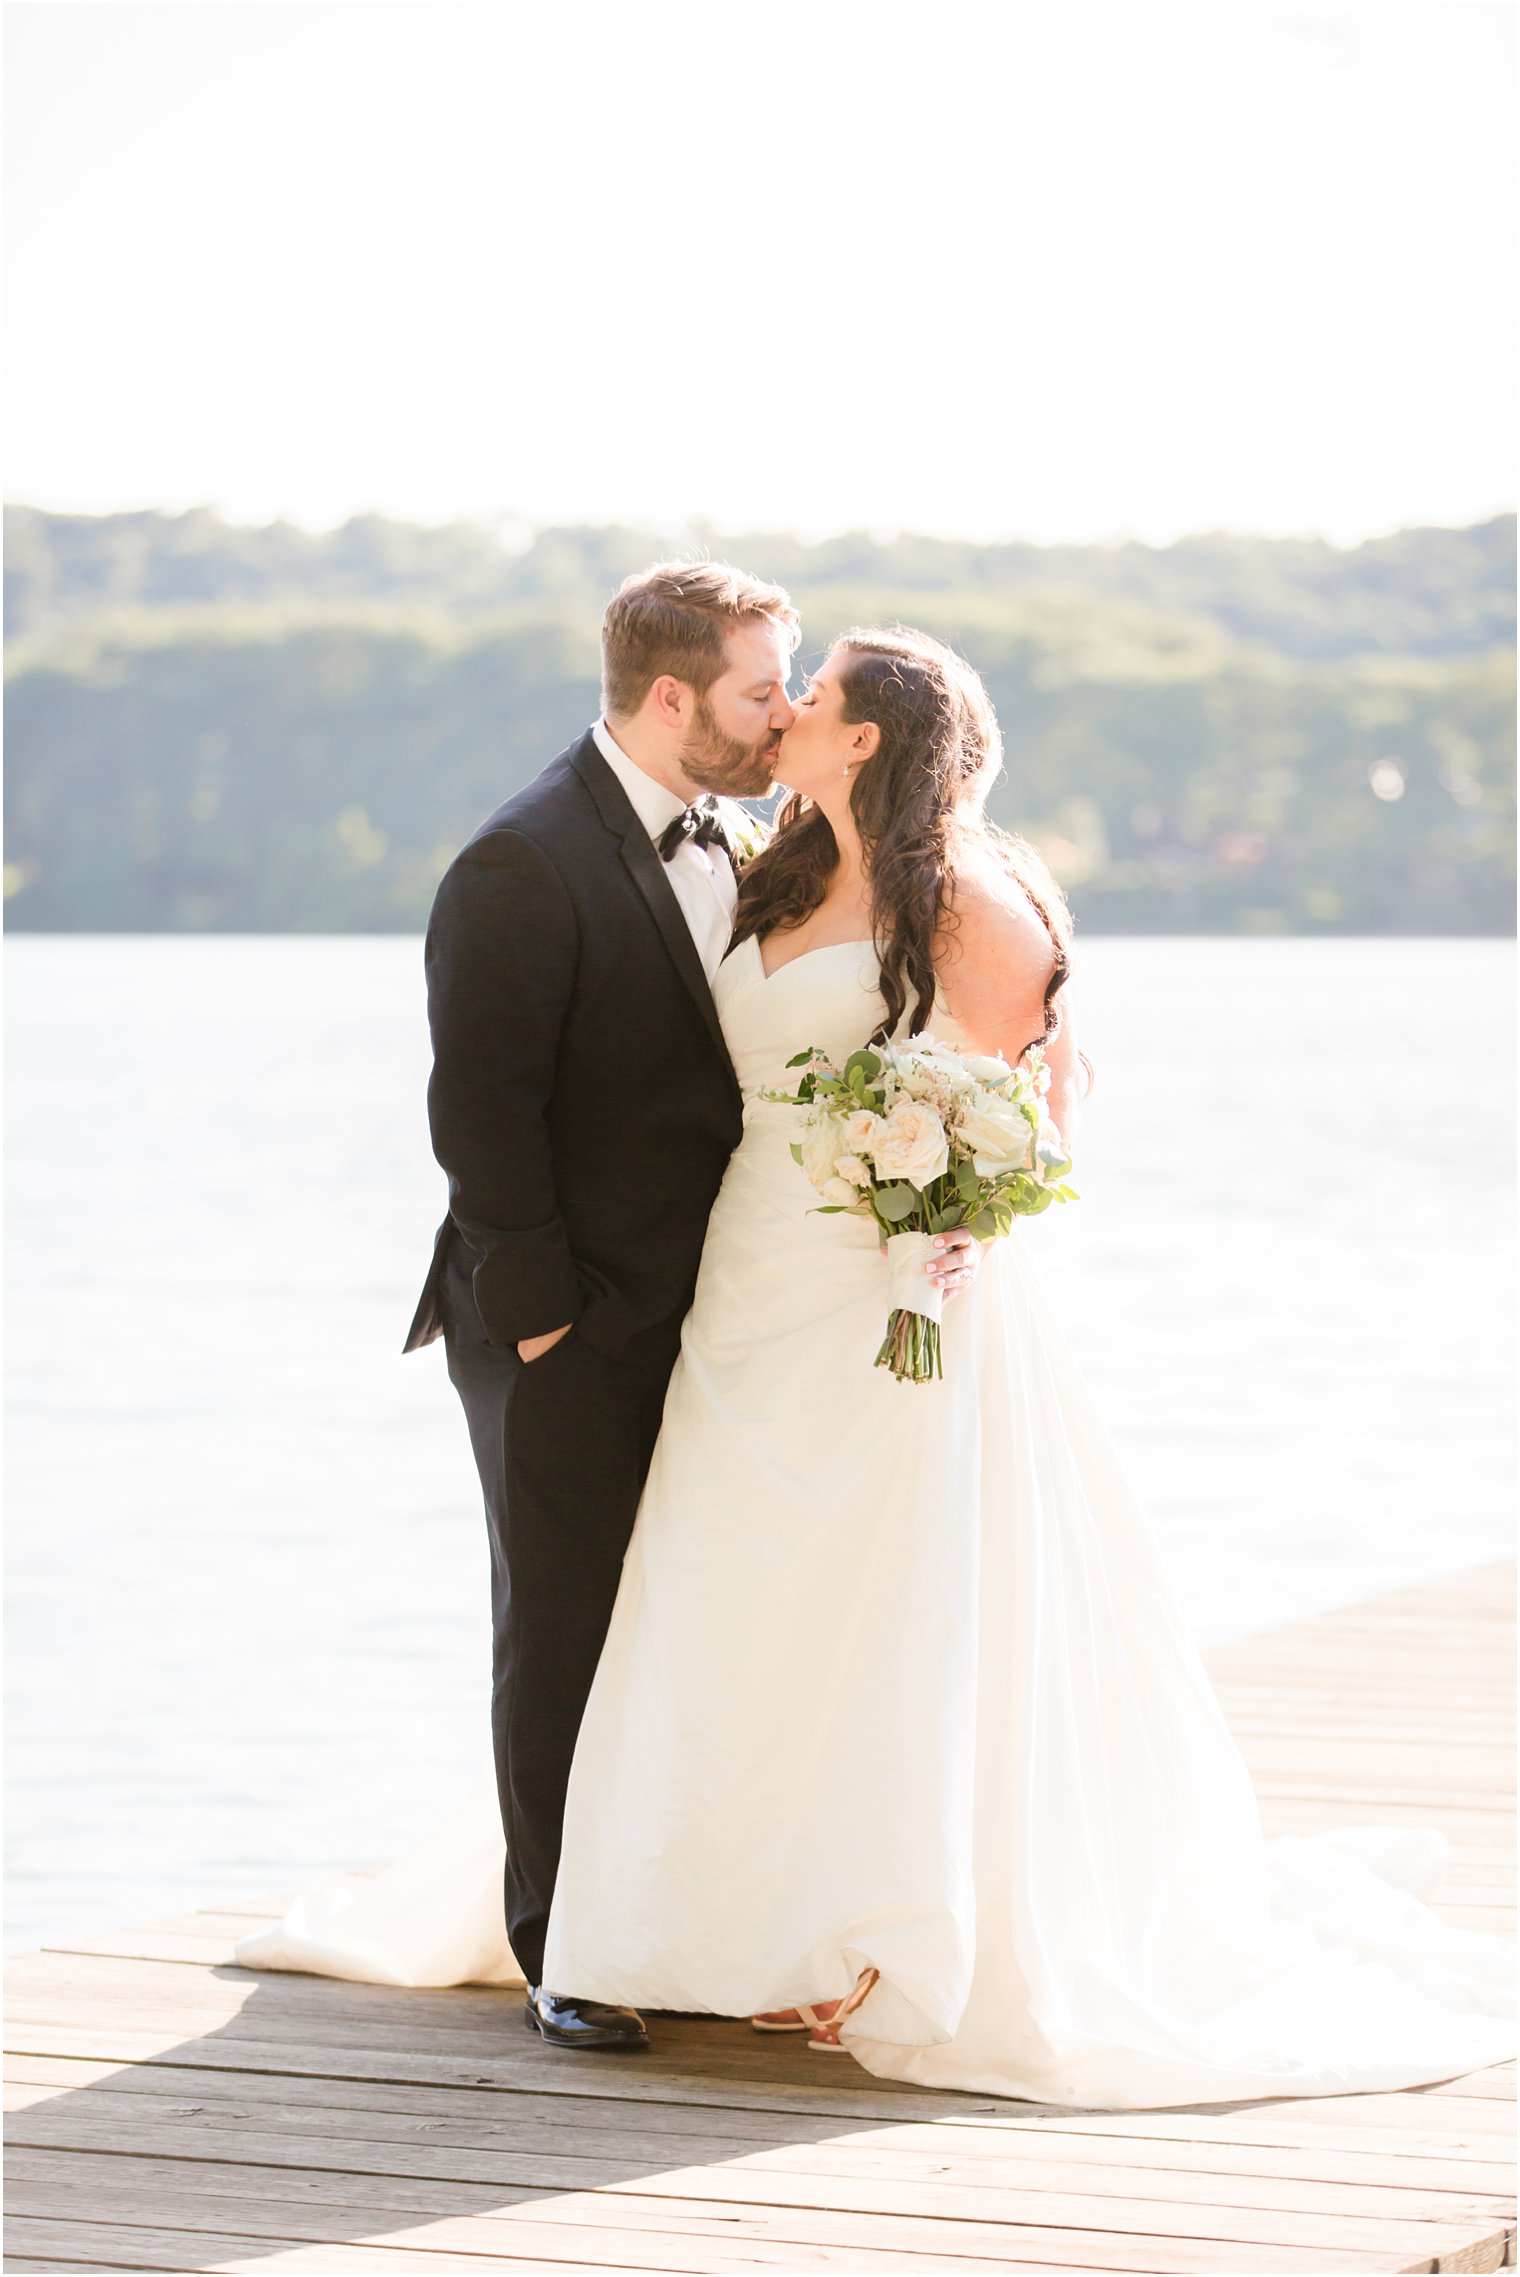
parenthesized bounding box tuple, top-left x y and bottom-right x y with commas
(4, 506, 1514, 935)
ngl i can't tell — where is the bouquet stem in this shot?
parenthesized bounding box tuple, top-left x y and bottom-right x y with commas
(875, 1306, 943, 1384)
(878, 1229, 945, 1385)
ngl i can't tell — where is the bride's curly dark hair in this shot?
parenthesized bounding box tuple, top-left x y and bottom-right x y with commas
(731, 627, 1090, 1080)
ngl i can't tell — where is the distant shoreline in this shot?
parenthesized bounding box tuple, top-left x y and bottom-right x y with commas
(6, 509, 1513, 938)
(7, 925, 1516, 942)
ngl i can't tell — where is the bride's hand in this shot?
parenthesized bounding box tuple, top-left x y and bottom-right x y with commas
(929, 1229, 981, 1298)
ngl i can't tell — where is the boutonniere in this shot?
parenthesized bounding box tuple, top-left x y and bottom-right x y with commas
(723, 805, 770, 869)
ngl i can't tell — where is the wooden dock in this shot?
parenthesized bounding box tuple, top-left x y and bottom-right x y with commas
(6, 1562, 1514, 2276)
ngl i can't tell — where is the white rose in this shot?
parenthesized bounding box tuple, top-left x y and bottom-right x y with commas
(898, 1059, 939, 1102)
(957, 1095, 1035, 1174)
(835, 1153, 872, 1189)
(818, 1174, 862, 1206)
(961, 1052, 1013, 1084)
(801, 1113, 847, 1194)
(870, 1099, 950, 1185)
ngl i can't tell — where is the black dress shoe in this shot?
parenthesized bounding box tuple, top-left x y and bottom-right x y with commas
(524, 1984, 649, 2050)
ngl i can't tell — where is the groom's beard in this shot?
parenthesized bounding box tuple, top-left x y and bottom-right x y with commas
(678, 696, 781, 799)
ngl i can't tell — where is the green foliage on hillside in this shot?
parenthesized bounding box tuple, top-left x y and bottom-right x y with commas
(8, 504, 1514, 660)
(3, 507, 1514, 934)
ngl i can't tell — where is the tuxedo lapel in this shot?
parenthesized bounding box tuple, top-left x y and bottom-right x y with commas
(619, 831, 737, 1069)
(569, 735, 736, 1074)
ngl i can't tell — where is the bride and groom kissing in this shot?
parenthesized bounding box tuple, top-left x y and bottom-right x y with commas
(402, 562, 1005, 2049)
(244, 560, 1513, 2107)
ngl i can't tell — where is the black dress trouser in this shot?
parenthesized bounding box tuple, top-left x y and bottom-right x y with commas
(441, 1241, 682, 1989)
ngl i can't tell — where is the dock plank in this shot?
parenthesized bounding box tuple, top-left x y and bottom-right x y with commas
(7, 2105, 1515, 2231)
(6, 2069, 1514, 2190)
(6, 1561, 1514, 2276)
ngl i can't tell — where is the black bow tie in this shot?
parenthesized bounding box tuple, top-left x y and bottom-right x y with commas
(658, 798, 734, 864)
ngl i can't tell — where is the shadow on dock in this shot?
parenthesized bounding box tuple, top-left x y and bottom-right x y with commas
(5, 1562, 1515, 2274)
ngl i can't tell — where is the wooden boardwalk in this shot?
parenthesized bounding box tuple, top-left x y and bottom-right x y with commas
(6, 1562, 1514, 2276)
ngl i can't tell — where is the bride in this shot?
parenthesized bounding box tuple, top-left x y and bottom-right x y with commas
(240, 627, 1513, 2107)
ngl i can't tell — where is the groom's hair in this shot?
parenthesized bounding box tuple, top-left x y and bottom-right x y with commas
(602, 561, 800, 719)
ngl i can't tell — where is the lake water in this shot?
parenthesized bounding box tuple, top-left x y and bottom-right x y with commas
(5, 934, 1514, 1956)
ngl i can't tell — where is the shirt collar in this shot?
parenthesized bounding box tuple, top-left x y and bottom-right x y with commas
(591, 718, 688, 845)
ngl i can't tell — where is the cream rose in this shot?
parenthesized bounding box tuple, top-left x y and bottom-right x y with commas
(869, 1099, 950, 1185)
(837, 1108, 885, 1157)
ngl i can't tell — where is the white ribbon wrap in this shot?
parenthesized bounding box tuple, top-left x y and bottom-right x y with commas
(883, 1230, 944, 1324)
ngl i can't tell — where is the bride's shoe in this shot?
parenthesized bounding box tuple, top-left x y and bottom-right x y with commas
(750, 1997, 841, 2035)
(751, 1968, 880, 2051)
(805, 1966, 880, 2051)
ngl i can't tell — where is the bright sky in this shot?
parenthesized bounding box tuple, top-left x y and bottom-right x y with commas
(4, 0, 1515, 544)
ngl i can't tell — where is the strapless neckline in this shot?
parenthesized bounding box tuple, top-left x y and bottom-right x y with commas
(748, 934, 875, 985)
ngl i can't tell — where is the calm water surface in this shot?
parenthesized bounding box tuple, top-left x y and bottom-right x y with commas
(5, 935, 1514, 1953)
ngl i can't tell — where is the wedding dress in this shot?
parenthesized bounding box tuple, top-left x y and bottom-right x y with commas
(239, 934, 1514, 2105)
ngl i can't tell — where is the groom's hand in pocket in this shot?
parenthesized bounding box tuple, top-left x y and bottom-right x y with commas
(518, 1324, 573, 1364)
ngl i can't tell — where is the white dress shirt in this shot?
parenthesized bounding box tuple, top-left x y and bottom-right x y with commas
(591, 718, 736, 985)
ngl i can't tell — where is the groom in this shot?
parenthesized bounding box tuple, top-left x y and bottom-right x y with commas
(403, 562, 801, 2048)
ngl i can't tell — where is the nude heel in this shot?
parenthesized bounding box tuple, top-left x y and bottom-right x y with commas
(806, 1967, 880, 2052)
(751, 1999, 836, 2035)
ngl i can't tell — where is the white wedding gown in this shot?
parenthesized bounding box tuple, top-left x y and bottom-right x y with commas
(239, 935, 1514, 2106)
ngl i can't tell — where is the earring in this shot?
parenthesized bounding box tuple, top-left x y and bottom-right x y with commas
(841, 762, 851, 778)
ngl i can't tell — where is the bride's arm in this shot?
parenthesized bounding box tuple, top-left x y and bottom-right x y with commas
(937, 880, 1086, 1154)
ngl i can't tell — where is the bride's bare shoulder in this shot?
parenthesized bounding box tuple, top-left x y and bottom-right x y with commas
(939, 848, 1057, 981)
(933, 848, 1060, 1061)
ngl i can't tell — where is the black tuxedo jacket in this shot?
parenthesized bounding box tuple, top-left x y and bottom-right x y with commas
(404, 732, 745, 1361)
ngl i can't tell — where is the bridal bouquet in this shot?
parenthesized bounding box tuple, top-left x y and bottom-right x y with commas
(767, 1035, 1077, 1384)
